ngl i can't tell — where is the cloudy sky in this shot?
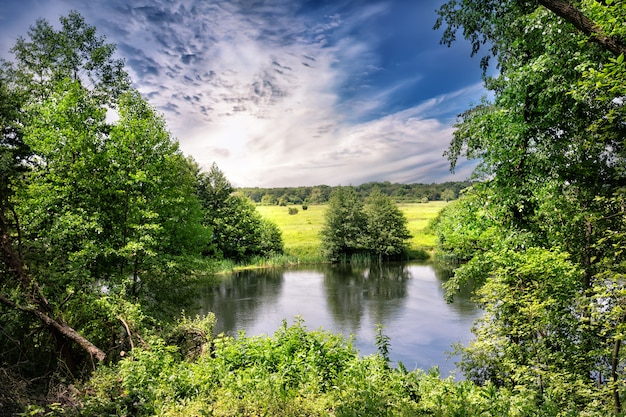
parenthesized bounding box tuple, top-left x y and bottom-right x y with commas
(0, 0, 485, 187)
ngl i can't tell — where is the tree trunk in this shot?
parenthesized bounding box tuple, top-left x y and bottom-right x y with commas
(0, 294, 106, 362)
(612, 337, 622, 415)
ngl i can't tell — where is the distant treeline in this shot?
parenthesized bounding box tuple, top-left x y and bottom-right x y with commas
(238, 181, 473, 205)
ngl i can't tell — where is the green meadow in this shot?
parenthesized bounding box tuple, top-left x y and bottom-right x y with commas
(256, 201, 447, 262)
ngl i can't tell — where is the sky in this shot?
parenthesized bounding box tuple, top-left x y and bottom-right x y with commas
(0, 0, 486, 187)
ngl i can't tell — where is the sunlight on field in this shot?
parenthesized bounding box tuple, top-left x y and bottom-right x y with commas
(399, 201, 447, 249)
(257, 201, 448, 260)
(256, 205, 326, 260)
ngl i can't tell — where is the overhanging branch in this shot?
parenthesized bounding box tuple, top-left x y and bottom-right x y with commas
(538, 0, 626, 57)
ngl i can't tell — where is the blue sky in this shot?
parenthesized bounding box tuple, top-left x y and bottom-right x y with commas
(1, 0, 485, 187)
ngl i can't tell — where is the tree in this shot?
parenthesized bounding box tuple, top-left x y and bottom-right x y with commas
(440, 188, 456, 202)
(0, 12, 137, 372)
(210, 193, 283, 261)
(101, 91, 209, 295)
(196, 162, 234, 212)
(261, 193, 276, 205)
(320, 187, 367, 262)
(0, 12, 208, 382)
(10, 10, 129, 102)
(435, 0, 626, 412)
(457, 248, 589, 404)
(364, 189, 411, 262)
(195, 164, 283, 262)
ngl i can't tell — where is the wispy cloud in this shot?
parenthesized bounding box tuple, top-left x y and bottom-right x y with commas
(4, 0, 484, 187)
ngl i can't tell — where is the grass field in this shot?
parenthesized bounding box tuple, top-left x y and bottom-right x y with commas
(256, 201, 447, 262)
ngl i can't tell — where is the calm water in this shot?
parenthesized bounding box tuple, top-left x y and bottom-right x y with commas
(193, 263, 480, 377)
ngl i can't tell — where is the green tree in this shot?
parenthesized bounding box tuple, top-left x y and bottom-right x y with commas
(320, 187, 367, 262)
(440, 188, 455, 202)
(10, 10, 129, 103)
(210, 193, 283, 261)
(195, 164, 283, 262)
(0, 12, 209, 380)
(196, 162, 234, 212)
(435, 0, 626, 412)
(0, 12, 138, 371)
(261, 193, 276, 205)
(364, 189, 411, 262)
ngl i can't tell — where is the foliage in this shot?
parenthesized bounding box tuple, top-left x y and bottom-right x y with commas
(239, 181, 470, 204)
(320, 187, 414, 262)
(434, 0, 626, 413)
(10, 10, 130, 102)
(457, 249, 589, 398)
(195, 163, 284, 263)
(79, 318, 577, 417)
(364, 189, 412, 261)
(0, 12, 211, 406)
(195, 161, 233, 212)
(320, 187, 368, 262)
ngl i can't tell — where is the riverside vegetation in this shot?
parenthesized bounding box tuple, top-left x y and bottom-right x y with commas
(256, 200, 445, 262)
(3, 1, 626, 415)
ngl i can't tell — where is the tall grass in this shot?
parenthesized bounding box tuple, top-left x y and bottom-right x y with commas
(257, 201, 447, 263)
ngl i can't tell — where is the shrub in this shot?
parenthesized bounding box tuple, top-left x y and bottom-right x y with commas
(79, 318, 569, 416)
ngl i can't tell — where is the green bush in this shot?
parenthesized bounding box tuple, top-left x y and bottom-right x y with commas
(78, 317, 572, 417)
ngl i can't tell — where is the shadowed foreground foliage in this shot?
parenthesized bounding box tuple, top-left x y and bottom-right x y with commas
(53, 317, 584, 417)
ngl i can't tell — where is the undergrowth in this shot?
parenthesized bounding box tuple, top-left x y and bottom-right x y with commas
(59, 317, 582, 417)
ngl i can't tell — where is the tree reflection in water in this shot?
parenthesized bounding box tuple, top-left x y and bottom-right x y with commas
(323, 263, 410, 329)
(194, 268, 284, 334)
(188, 263, 480, 374)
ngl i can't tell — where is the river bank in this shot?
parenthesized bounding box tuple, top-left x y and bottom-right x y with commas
(210, 201, 447, 273)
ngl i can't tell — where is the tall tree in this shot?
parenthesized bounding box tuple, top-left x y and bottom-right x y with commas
(320, 187, 367, 262)
(10, 10, 129, 102)
(435, 0, 626, 412)
(0, 12, 208, 379)
(195, 163, 283, 262)
(364, 189, 411, 262)
(197, 162, 235, 212)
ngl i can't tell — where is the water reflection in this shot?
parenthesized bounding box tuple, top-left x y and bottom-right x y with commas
(191, 262, 481, 376)
(195, 268, 284, 334)
(323, 263, 410, 328)
(431, 260, 477, 315)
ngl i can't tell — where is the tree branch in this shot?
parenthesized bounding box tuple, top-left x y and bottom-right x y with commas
(538, 0, 626, 57)
(1, 202, 106, 364)
(0, 294, 106, 362)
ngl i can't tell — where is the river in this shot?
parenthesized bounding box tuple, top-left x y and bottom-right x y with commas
(192, 262, 480, 377)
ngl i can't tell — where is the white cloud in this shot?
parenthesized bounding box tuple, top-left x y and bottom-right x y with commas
(181, 82, 482, 187)
(3, 0, 483, 187)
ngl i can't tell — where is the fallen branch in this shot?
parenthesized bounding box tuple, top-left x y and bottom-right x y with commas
(0, 294, 106, 362)
(116, 315, 134, 352)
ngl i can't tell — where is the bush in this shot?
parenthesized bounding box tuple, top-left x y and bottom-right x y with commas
(288, 207, 299, 215)
(78, 318, 582, 416)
